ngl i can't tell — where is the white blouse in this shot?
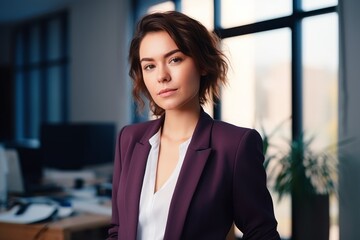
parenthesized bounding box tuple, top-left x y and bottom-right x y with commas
(137, 129, 191, 240)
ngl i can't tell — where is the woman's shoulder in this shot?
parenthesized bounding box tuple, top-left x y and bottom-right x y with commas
(212, 119, 252, 133)
(211, 119, 262, 141)
(118, 118, 161, 143)
(121, 119, 159, 135)
(122, 119, 155, 130)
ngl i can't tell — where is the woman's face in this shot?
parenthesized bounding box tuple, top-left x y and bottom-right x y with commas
(139, 31, 201, 113)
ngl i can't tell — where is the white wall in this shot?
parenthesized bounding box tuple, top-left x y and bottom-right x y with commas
(69, 0, 132, 130)
(338, 0, 360, 239)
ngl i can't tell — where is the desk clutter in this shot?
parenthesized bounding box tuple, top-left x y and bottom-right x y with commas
(0, 185, 111, 224)
(0, 175, 112, 240)
(0, 203, 111, 240)
(0, 200, 63, 224)
(0, 123, 115, 240)
(0, 142, 113, 224)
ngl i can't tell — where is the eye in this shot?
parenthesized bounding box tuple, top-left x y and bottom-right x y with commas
(169, 57, 183, 64)
(143, 64, 155, 71)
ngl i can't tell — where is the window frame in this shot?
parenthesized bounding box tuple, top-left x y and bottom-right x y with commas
(13, 10, 69, 140)
(212, 1, 337, 140)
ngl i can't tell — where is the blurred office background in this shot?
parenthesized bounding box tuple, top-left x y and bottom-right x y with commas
(0, 0, 359, 239)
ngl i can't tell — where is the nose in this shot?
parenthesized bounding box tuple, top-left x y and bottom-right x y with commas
(157, 65, 171, 83)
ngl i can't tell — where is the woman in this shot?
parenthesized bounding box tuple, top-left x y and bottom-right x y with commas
(107, 11, 280, 240)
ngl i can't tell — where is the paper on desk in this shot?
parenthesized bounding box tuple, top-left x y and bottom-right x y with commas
(0, 204, 57, 224)
(71, 199, 111, 216)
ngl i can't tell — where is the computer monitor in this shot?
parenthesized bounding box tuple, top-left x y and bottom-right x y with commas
(40, 123, 116, 170)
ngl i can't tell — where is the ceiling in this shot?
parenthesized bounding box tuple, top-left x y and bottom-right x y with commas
(0, 0, 75, 23)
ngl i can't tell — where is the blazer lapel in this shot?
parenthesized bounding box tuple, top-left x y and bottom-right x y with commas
(124, 117, 164, 240)
(163, 110, 214, 240)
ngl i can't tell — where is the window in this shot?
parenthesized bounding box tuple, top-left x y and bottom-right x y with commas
(302, 13, 339, 150)
(135, 1, 339, 238)
(14, 11, 69, 141)
(220, 0, 292, 28)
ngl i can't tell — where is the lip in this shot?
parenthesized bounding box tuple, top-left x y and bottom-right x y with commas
(157, 88, 177, 97)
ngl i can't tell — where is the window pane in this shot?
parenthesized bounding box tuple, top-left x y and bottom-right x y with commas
(182, 0, 214, 29)
(47, 66, 63, 122)
(222, 29, 291, 238)
(47, 19, 62, 61)
(29, 25, 40, 64)
(221, 0, 292, 28)
(302, 13, 338, 150)
(222, 29, 291, 129)
(302, 0, 337, 11)
(147, 1, 175, 13)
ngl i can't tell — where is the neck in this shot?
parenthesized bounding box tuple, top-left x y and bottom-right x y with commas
(162, 106, 201, 142)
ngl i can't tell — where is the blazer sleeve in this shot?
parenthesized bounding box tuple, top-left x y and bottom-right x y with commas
(106, 127, 125, 240)
(233, 129, 280, 240)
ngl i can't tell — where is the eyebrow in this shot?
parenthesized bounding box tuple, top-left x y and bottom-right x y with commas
(140, 49, 181, 63)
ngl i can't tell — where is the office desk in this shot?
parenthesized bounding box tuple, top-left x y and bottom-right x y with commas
(0, 213, 110, 240)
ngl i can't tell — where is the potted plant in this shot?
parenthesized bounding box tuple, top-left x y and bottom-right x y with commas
(262, 125, 342, 240)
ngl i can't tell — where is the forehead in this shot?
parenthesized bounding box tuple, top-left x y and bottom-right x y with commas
(139, 31, 178, 58)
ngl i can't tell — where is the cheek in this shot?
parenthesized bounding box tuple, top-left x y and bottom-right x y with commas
(143, 77, 156, 97)
(186, 71, 201, 90)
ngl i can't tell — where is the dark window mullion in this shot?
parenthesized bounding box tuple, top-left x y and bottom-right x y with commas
(213, 0, 221, 120)
(297, 5, 337, 18)
(291, 0, 303, 141)
(215, 6, 336, 39)
(174, 0, 181, 11)
(216, 16, 292, 38)
(291, 0, 304, 235)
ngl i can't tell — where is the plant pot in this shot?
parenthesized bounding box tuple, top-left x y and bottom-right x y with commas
(291, 189, 330, 240)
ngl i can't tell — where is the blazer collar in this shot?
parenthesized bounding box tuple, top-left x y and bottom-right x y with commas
(124, 116, 164, 239)
(139, 109, 214, 149)
(140, 115, 165, 144)
(164, 110, 214, 240)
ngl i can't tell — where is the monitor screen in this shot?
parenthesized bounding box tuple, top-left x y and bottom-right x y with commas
(40, 123, 116, 170)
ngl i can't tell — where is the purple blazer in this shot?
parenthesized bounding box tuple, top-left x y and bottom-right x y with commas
(107, 110, 280, 240)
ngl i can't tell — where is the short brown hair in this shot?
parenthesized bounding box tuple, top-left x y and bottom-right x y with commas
(129, 11, 228, 116)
